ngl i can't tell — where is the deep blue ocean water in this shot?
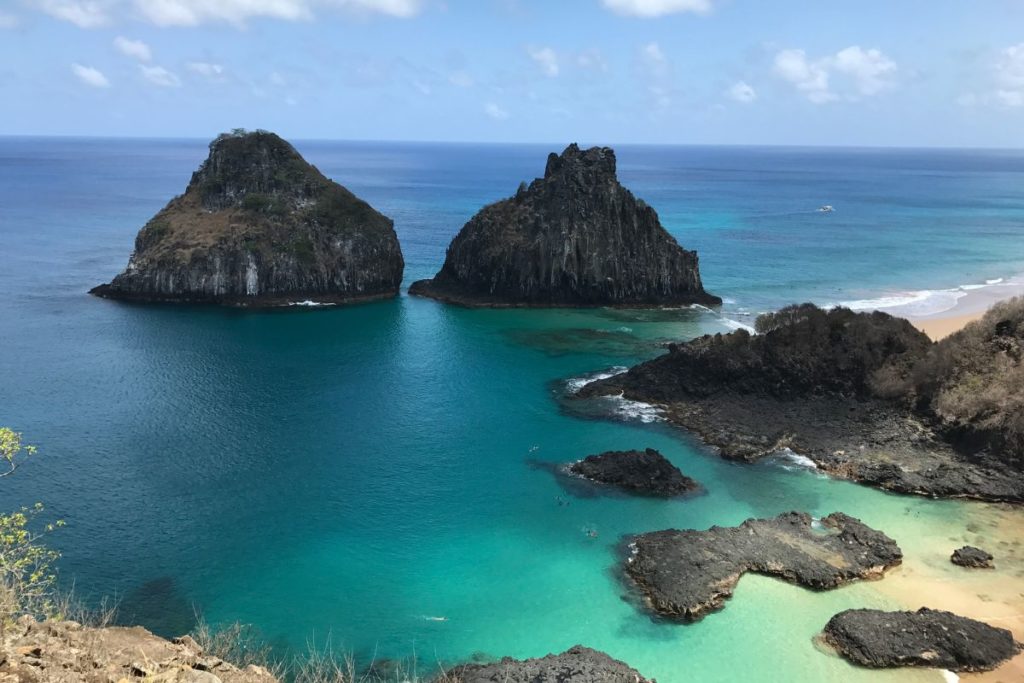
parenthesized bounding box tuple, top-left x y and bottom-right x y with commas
(2, 138, 1024, 682)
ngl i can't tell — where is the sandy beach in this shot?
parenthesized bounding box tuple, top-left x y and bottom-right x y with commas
(901, 278, 1024, 341)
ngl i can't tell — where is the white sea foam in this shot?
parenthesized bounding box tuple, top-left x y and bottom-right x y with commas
(610, 394, 664, 423)
(289, 300, 335, 307)
(774, 448, 819, 470)
(617, 326, 633, 333)
(828, 273, 1024, 318)
(720, 317, 757, 333)
(565, 366, 628, 394)
(940, 670, 959, 683)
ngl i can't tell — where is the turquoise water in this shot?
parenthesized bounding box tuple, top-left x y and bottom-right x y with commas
(2, 139, 1024, 681)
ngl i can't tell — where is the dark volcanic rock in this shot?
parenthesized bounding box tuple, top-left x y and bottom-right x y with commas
(569, 448, 699, 497)
(446, 645, 654, 683)
(410, 144, 718, 307)
(823, 608, 1020, 672)
(951, 545, 994, 568)
(578, 304, 1024, 503)
(625, 511, 901, 622)
(92, 130, 404, 306)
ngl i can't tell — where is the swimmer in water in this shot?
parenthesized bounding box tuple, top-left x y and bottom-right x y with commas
(422, 616, 448, 622)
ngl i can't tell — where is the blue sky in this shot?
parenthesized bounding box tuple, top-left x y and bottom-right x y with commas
(1, 0, 1023, 146)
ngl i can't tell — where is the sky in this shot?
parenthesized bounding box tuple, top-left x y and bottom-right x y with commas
(1, 0, 1023, 146)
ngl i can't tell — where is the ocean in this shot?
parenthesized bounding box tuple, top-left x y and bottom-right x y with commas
(2, 138, 1024, 682)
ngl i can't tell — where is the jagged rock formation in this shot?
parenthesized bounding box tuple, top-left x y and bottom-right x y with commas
(569, 448, 700, 497)
(91, 130, 403, 306)
(0, 616, 277, 682)
(446, 645, 654, 683)
(951, 545, 994, 568)
(624, 512, 901, 622)
(578, 303, 1024, 502)
(409, 144, 718, 307)
(822, 608, 1020, 672)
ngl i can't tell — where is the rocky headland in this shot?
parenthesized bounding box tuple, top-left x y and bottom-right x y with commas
(578, 300, 1024, 502)
(91, 130, 404, 307)
(446, 645, 654, 683)
(624, 511, 901, 622)
(409, 144, 718, 307)
(0, 616, 277, 682)
(568, 448, 700, 497)
(822, 608, 1020, 672)
(951, 545, 994, 568)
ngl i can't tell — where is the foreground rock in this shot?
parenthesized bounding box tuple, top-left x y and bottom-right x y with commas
(569, 448, 700, 497)
(410, 144, 718, 307)
(0, 616, 277, 682)
(625, 512, 901, 621)
(951, 545, 994, 568)
(579, 303, 1024, 502)
(446, 645, 653, 683)
(92, 130, 403, 307)
(823, 608, 1020, 672)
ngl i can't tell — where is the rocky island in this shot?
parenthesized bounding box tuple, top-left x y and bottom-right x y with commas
(91, 130, 404, 306)
(447, 645, 654, 683)
(625, 512, 901, 622)
(822, 608, 1020, 672)
(569, 448, 700, 497)
(579, 300, 1024, 502)
(409, 144, 718, 307)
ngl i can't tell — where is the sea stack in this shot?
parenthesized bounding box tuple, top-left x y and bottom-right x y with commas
(409, 143, 718, 307)
(91, 130, 404, 306)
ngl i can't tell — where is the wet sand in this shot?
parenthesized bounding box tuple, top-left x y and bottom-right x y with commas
(871, 503, 1024, 682)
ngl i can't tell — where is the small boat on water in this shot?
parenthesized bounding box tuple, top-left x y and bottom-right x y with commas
(818, 205, 835, 213)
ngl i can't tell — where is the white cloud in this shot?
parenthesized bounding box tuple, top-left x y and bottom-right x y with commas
(34, 0, 114, 27)
(113, 36, 151, 61)
(484, 102, 509, 120)
(31, 0, 421, 27)
(727, 80, 756, 103)
(448, 71, 473, 88)
(773, 48, 834, 104)
(527, 45, 559, 77)
(186, 61, 225, 79)
(601, 0, 712, 17)
(832, 46, 896, 96)
(0, 11, 20, 27)
(140, 64, 180, 87)
(576, 48, 608, 72)
(71, 62, 111, 87)
(994, 43, 1024, 106)
(774, 46, 897, 104)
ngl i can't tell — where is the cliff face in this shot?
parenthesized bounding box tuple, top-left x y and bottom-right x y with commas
(91, 131, 404, 306)
(410, 143, 718, 307)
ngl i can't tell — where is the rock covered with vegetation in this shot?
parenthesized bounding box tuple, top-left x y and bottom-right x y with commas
(569, 448, 700, 497)
(579, 301, 1024, 502)
(91, 130, 404, 306)
(0, 616, 278, 682)
(624, 511, 901, 622)
(447, 645, 654, 683)
(410, 144, 718, 307)
(822, 608, 1020, 672)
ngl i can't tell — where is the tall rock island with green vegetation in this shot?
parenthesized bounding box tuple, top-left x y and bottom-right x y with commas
(92, 130, 404, 306)
(410, 143, 718, 307)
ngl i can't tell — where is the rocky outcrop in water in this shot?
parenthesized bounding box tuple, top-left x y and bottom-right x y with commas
(625, 511, 901, 622)
(446, 645, 654, 683)
(91, 130, 403, 306)
(569, 448, 699, 497)
(0, 616, 277, 682)
(578, 303, 1024, 502)
(822, 608, 1020, 672)
(951, 545, 994, 568)
(409, 144, 718, 307)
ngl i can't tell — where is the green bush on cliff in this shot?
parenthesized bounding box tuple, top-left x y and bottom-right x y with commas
(0, 428, 64, 629)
